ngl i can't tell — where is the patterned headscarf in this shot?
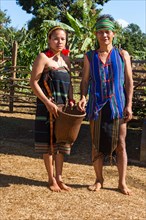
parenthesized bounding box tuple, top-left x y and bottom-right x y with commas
(96, 18, 115, 32)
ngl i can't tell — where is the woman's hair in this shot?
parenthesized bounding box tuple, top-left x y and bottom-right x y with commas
(48, 26, 67, 39)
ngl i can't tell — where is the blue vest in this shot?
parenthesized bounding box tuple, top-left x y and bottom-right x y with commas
(86, 47, 126, 120)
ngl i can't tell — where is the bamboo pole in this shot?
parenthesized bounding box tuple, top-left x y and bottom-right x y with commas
(9, 41, 18, 112)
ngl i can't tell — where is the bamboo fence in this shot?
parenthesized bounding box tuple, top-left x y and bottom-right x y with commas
(0, 42, 146, 115)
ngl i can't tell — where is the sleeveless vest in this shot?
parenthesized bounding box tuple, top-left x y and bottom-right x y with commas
(86, 47, 126, 120)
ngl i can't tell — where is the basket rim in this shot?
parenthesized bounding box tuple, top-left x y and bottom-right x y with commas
(57, 106, 86, 118)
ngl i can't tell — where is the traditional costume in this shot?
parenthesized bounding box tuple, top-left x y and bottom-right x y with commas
(35, 50, 71, 155)
(86, 47, 126, 162)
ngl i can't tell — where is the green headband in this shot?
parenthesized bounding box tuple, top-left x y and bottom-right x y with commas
(96, 18, 115, 32)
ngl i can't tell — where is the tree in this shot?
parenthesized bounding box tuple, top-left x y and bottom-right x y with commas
(121, 24, 146, 59)
(16, 0, 109, 29)
(66, 0, 101, 58)
(0, 10, 17, 59)
(0, 10, 11, 28)
(1, 4, 145, 73)
(0, 9, 34, 70)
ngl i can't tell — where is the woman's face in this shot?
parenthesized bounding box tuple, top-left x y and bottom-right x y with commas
(49, 30, 66, 52)
(95, 30, 115, 46)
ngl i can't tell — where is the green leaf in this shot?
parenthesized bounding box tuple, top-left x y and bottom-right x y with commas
(82, 0, 92, 19)
(81, 37, 92, 51)
(74, 54, 84, 58)
(70, 36, 79, 50)
(66, 12, 82, 37)
(43, 20, 75, 32)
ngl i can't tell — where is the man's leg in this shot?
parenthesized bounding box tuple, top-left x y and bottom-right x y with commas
(116, 122, 131, 195)
(88, 120, 104, 191)
(43, 153, 61, 192)
(88, 153, 104, 191)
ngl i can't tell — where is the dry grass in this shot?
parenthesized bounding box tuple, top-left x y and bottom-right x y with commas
(0, 112, 146, 220)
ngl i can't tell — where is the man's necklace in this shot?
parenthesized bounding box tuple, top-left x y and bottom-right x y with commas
(98, 47, 113, 55)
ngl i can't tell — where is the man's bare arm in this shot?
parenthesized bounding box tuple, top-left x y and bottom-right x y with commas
(78, 54, 90, 111)
(80, 54, 90, 98)
(121, 50, 133, 121)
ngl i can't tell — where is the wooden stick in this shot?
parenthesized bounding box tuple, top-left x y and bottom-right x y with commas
(43, 80, 54, 158)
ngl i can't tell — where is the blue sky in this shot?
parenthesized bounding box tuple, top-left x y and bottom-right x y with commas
(1, 0, 146, 33)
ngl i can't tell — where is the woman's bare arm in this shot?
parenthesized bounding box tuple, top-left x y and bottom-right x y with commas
(30, 53, 59, 117)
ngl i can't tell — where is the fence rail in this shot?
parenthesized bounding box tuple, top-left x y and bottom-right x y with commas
(0, 46, 146, 116)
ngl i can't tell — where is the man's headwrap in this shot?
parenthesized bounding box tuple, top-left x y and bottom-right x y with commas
(96, 18, 115, 32)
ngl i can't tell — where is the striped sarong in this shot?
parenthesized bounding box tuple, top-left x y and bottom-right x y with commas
(90, 102, 120, 162)
(35, 99, 72, 155)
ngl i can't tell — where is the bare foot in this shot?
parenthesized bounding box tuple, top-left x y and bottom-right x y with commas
(48, 178, 61, 192)
(88, 180, 103, 191)
(57, 181, 72, 191)
(118, 185, 132, 195)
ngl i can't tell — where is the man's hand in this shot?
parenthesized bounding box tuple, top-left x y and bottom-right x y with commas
(123, 106, 133, 122)
(77, 96, 86, 112)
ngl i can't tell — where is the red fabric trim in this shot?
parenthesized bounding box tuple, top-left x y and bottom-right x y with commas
(45, 49, 70, 58)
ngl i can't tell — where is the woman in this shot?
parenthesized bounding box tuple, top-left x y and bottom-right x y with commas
(78, 15, 133, 195)
(30, 26, 74, 192)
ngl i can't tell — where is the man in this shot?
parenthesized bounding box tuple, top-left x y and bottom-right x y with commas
(78, 14, 133, 195)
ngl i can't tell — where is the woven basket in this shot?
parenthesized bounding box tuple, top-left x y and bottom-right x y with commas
(54, 105, 86, 145)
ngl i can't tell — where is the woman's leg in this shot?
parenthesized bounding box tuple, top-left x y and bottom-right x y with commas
(116, 122, 131, 195)
(55, 153, 71, 191)
(43, 153, 61, 192)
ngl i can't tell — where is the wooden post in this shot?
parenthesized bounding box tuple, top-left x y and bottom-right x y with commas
(9, 41, 18, 112)
(140, 118, 146, 163)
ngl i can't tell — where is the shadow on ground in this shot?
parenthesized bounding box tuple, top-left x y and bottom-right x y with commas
(0, 115, 143, 166)
(0, 173, 47, 188)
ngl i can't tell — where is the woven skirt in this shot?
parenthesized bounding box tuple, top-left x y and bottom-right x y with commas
(34, 99, 71, 155)
(90, 102, 120, 162)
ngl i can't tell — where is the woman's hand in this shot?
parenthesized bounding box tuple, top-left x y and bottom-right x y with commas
(45, 99, 59, 118)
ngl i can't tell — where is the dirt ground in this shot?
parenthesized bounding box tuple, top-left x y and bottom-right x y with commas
(0, 112, 146, 220)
